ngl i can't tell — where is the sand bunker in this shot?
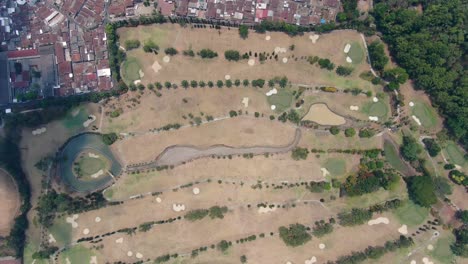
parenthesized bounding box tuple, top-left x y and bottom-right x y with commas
(89, 153, 99, 158)
(133, 80, 141, 85)
(83, 115, 96, 127)
(127, 251, 133, 257)
(398, 225, 408, 235)
(136, 253, 143, 259)
(349, 105, 359, 111)
(305, 256, 317, 264)
(258, 206, 277, 214)
(242, 97, 249, 107)
(152, 60, 162, 73)
(90, 169, 104, 179)
(271, 105, 276, 110)
(303, 103, 346, 125)
(309, 34, 319, 43)
(409, 101, 415, 107)
(422, 257, 434, 264)
(248, 59, 255, 66)
(66, 214, 79, 228)
(319, 243, 326, 250)
(368, 217, 389, 225)
(344, 43, 351, 53)
(369, 116, 379, 121)
(274, 47, 287, 54)
(346, 56, 352, 63)
(282, 58, 288, 63)
(83, 228, 90, 235)
(225, 74, 231, 80)
(320, 168, 330, 177)
(48, 234, 56, 243)
(156, 197, 162, 203)
(192, 187, 200, 195)
(266, 88, 278, 96)
(95, 216, 101, 223)
(66, 258, 71, 264)
(427, 244, 434, 251)
(172, 203, 186, 212)
(265, 35, 271, 40)
(138, 69, 144, 78)
(90, 256, 97, 264)
(32, 127, 47, 135)
(115, 237, 123, 244)
(410, 261, 416, 264)
(373, 97, 379, 102)
(163, 56, 170, 63)
(412, 115, 422, 126)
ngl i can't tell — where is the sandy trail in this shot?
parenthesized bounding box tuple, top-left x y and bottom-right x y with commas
(128, 129, 301, 171)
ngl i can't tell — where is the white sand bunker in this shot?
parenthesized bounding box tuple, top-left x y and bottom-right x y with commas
(286, 262, 292, 264)
(242, 97, 249, 108)
(95, 216, 101, 223)
(83, 228, 90, 235)
(321, 168, 330, 177)
(271, 105, 276, 110)
(172, 203, 186, 212)
(89, 153, 99, 158)
(90, 256, 97, 264)
(152, 60, 162, 73)
(32, 127, 46, 135)
(368, 217, 389, 226)
(133, 79, 141, 85)
(349, 105, 359, 111)
(409, 101, 415, 107)
(422, 257, 434, 264)
(373, 97, 379, 102)
(66, 214, 79, 228)
(225, 74, 231, 80)
(258, 206, 277, 214)
(192, 187, 200, 195)
(412, 115, 422, 126)
(274, 47, 287, 54)
(398, 224, 408, 235)
(66, 257, 71, 264)
(266, 88, 278, 96)
(136, 253, 143, 259)
(305, 256, 317, 264)
(309, 34, 319, 43)
(248, 59, 255, 66)
(265, 35, 271, 41)
(48, 234, 56, 243)
(127, 251, 133, 257)
(369, 116, 379, 121)
(90, 169, 104, 179)
(163, 56, 170, 63)
(138, 69, 144, 78)
(115, 237, 123, 244)
(319, 243, 326, 250)
(156, 197, 162, 203)
(344, 43, 351, 53)
(410, 261, 416, 264)
(427, 244, 434, 251)
(282, 57, 288, 63)
(346, 56, 352, 63)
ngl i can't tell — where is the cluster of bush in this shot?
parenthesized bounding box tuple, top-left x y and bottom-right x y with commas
(291, 147, 309, 160)
(278, 109, 301, 124)
(184, 206, 228, 221)
(279, 223, 311, 247)
(312, 219, 335, 237)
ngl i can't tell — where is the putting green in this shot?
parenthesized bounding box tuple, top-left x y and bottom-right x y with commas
(411, 101, 438, 128)
(444, 141, 466, 166)
(430, 234, 456, 263)
(348, 42, 365, 65)
(60, 245, 95, 263)
(324, 158, 346, 176)
(362, 101, 388, 118)
(394, 200, 429, 227)
(62, 106, 90, 132)
(267, 88, 293, 112)
(121, 57, 141, 84)
(384, 140, 408, 175)
(73, 151, 110, 181)
(49, 217, 72, 246)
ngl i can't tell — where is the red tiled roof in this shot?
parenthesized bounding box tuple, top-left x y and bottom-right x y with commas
(7, 49, 39, 59)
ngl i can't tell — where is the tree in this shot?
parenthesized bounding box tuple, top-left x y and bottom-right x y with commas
(143, 40, 159, 53)
(291, 147, 309, 160)
(344, 128, 356, 137)
(234, 79, 241, 87)
(181, 80, 189, 88)
(216, 80, 223, 88)
(102, 133, 118, 145)
(383, 67, 408, 84)
(422, 138, 441, 157)
(124, 39, 141, 50)
(14, 62, 22, 74)
(190, 80, 198, 88)
(207, 81, 214, 88)
(164, 47, 178, 56)
(209, 206, 228, 219)
(240, 255, 247, 263)
(368, 41, 388, 71)
(164, 81, 171, 89)
(239, 25, 249, 39)
(338, 208, 372, 226)
(400, 135, 421, 162)
(330, 126, 340, 135)
(268, 79, 275, 88)
(279, 224, 311, 247)
(224, 50, 240, 61)
(137, 84, 145, 90)
(406, 175, 437, 207)
(199, 81, 206, 87)
(147, 83, 154, 90)
(155, 82, 163, 90)
(225, 79, 232, 87)
(198, 49, 218, 58)
(217, 240, 230, 252)
(251, 79, 265, 88)
(243, 79, 249, 87)
(336, 66, 353, 76)
(185, 209, 209, 221)
(318, 58, 335, 70)
(129, 83, 137, 91)
(279, 76, 288, 88)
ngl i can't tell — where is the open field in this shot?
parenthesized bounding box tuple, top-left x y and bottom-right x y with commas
(0, 169, 20, 236)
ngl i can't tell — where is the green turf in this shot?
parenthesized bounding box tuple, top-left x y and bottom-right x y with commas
(78, 155, 107, 176)
(411, 101, 438, 129)
(103, 188, 114, 199)
(430, 234, 456, 263)
(348, 42, 365, 65)
(121, 57, 141, 84)
(394, 200, 429, 227)
(49, 217, 72, 246)
(362, 101, 388, 118)
(60, 245, 94, 263)
(23, 242, 49, 264)
(324, 158, 346, 176)
(444, 141, 466, 166)
(266, 88, 293, 112)
(62, 106, 89, 131)
(384, 140, 409, 175)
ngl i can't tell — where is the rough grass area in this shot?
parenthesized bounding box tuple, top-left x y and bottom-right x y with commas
(394, 201, 429, 227)
(411, 100, 437, 128)
(121, 57, 141, 83)
(430, 233, 456, 263)
(49, 217, 72, 246)
(348, 42, 365, 65)
(444, 141, 466, 166)
(267, 89, 293, 112)
(384, 140, 408, 175)
(23, 243, 48, 264)
(62, 106, 89, 131)
(60, 245, 94, 263)
(362, 101, 388, 118)
(324, 158, 346, 176)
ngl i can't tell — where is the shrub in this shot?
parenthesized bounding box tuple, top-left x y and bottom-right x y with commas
(143, 40, 158, 53)
(124, 39, 140, 50)
(209, 206, 228, 219)
(185, 209, 209, 221)
(307, 181, 331, 193)
(400, 135, 422, 162)
(183, 49, 195, 57)
(312, 222, 334, 237)
(449, 170, 468, 186)
(422, 138, 441, 157)
(102, 133, 118, 145)
(318, 58, 335, 70)
(444, 164, 455, 170)
(344, 128, 356, 137)
(229, 110, 238, 117)
(198, 49, 218, 58)
(164, 47, 178, 55)
(291, 147, 309, 160)
(338, 208, 372, 226)
(336, 66, 353, 76)
(279, 224, 311, 247)
(330, 126, 340, 135)
(320, 87, 338, 93)
(224, 50, 241, 61)
(239, 25, 248, 39)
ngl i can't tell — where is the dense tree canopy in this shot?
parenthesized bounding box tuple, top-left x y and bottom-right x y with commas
(406, 175, 437, 207)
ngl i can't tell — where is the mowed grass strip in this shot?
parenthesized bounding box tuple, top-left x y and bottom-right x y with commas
(411, 100, 438, 128)
(394, 200, 429, 227)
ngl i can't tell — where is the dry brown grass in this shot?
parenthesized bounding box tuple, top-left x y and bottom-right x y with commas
(0, 169, 20, 236)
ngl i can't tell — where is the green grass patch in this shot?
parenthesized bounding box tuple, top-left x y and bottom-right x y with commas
(62, 106, 89, 131)
(444, 141, 466, 166)
(103, 188, 114, 199)
(121, 57, 141, 84)
(411, 101, 438, 129)
(23, 242, 48, 264)
(60, 245, 94, 263)
(430, 234, 456, 263)
(49, 217, 72, 246)
(324, 158, 346, 176)
(267, 88, 293, 112)
(362, 101, 388, 118)
(77, 155, 107, 176)
(348, 42, 365, 65)
(393, 200, 429, 227)
(384, 140, 409, 175)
